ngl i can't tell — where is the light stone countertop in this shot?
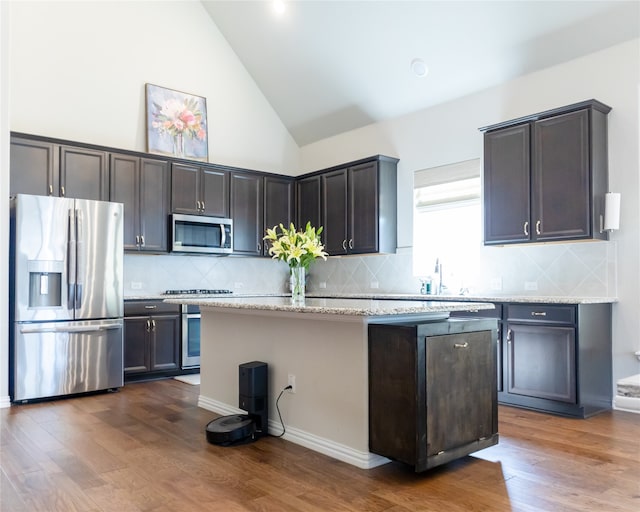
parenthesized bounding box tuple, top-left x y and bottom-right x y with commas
(162, 295, 495, 317)
(306, 292, 618, 305)
(129, 292, 617, 305)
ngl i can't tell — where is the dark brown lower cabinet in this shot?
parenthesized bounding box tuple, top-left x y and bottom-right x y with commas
(124, 301, 180, 380)
(368, 318, 499, 472)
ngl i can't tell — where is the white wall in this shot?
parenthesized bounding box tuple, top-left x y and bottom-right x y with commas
(299, 39, 640, 388)
(0, 1, 11, 406)
(8, 0, 299, 174)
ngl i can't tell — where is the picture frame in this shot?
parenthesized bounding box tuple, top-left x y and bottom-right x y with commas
(145, 83, 208, 162)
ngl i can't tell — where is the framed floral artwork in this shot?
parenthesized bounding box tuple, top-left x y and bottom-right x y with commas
(145, 83, 208, 161)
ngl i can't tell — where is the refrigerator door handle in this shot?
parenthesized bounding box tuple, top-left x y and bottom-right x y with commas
(67, 208, 77, 310)
(75, 208, 84, 308)
(20, 323, 122, 334)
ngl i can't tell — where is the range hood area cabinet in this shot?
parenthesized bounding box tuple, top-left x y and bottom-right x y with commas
(110, 153, 170, 253)
(299, 155, 398, 256)
(480, 100, 611, 245)
(171, 162, 230, 218)
(10, 134, 109, 201)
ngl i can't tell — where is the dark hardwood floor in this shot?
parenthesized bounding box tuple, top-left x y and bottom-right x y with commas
(1, 379, 638, 511)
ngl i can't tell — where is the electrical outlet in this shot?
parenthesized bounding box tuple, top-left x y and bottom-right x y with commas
(131, 281, 142, 290)
(524, 281, 538, 291)
(319, 281, 327, 289)
(287, 374, 296, 393)
(370, 280, 379, 289)
(490, 277, 502, 291)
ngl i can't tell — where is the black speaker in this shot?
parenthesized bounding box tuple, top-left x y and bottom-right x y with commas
(239, 361, 268, 436)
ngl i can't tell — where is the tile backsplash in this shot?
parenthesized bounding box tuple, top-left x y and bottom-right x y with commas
(125, 240, 616, 298)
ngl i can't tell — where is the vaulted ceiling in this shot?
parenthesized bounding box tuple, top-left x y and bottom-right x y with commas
(202, 1, 640, 146)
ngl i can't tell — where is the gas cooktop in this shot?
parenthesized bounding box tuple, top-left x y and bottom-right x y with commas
(163, 289, 233, 295)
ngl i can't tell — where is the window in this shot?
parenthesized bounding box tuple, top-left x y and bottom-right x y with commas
(413, 159, 482, 294)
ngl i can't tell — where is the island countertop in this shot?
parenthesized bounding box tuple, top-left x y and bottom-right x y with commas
(163, 295, 494, 317)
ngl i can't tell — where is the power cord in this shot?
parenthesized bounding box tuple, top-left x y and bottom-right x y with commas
(272, 385, 292, 438)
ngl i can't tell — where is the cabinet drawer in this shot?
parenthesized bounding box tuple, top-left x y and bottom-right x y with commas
(124, 301, 181, 316)
(506, 305, 575, 324)
(450, 303, 502, 319)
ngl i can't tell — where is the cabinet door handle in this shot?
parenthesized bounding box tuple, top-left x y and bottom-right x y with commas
(531, 311, 547, 317)
(454, 342, 469, 349)
(348, 238, 354, 249)
(506, 328, 513, 343)
(61, 186, 66, 197)
(536, 220, 541, 235)
(140, 235, 145, 247)
(151, 319, 156, 331)
(257, 243, 261, 252)
(523, 221, 529, 236)
(135, 235, 140, 246)
(201, 201, 205, 212)
(48, 185, 53, 195)
(342, 239, 347, 250)
(146, 319, 151, 332)
(196, 200, 201, 211)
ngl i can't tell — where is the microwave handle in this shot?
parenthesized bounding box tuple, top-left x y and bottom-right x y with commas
(220, 224, 227, 248)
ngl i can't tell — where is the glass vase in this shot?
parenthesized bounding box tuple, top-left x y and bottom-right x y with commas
(290, 266, 305, 304)
(173, 132, 185, 158)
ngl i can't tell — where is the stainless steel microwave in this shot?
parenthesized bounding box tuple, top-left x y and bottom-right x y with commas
(170, 214, 233, 254)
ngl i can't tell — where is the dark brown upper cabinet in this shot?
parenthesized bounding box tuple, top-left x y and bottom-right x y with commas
(171, 162, 229, 218)
(10, 135, 108, 201)
(110, 153, 170, 252)
(296, 174, 321, 231)
(10, 137, 58, 197)
(481, 100, 611, 245)
(263, 175, 295, 257)
(319, 156, 397, 255)
(230, 171, 264, 256)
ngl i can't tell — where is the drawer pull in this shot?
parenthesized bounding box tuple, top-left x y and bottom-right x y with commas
(144, 305, 157, 309)
(454, 342, 469, 349)
(531, 311, 547, 317)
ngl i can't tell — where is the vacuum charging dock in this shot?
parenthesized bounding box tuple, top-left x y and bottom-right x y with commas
(206, 361, 268, 446)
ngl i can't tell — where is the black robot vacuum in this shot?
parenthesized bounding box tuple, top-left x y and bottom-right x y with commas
(205, 361, 268, 446)
(206, 414, 256, 445)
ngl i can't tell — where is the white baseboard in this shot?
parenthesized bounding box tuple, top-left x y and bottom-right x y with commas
(613, 395, 640, 414)
(0, 395, 10, 408)
(198, 394, 390, 470)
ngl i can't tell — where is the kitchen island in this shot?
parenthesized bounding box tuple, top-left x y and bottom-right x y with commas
(164, 296, 496, 469)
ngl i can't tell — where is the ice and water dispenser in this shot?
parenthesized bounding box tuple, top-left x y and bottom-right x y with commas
(27, 260, 63, 308)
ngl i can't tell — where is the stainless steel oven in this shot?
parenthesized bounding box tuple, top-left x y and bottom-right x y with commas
(182, 304, 201, 369)
(163, 289, 233, 369)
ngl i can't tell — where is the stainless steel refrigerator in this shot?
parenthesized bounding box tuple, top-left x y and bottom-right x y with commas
(10, 194, 124, 402)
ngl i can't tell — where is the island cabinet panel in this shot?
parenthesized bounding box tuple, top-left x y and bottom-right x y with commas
(450, 304, 503, 392)
(110, 153, 169, 252)
(368, 318, 498, 472)
(263, 176, 295, 256)
(296, 175, 321, 230)
(481, 100, 611, 245)
(123, 301, 180, 380)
